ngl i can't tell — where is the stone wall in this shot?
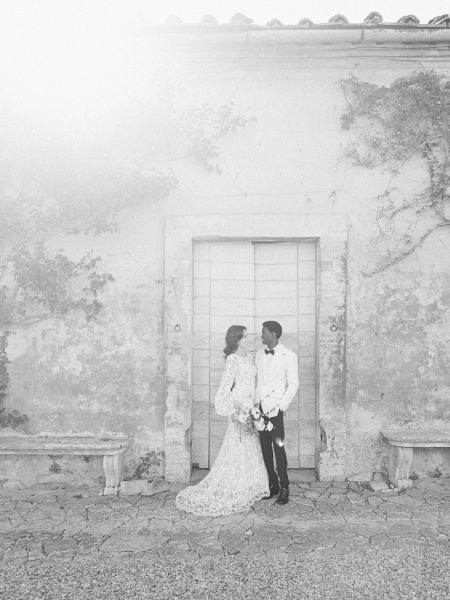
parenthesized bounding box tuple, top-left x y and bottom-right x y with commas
(3, 29, 450, 484)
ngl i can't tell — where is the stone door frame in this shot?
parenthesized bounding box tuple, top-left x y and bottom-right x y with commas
(163, 214, 348, 483)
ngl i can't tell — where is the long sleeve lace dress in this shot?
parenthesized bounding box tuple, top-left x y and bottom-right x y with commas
(175, 353, 269, 516)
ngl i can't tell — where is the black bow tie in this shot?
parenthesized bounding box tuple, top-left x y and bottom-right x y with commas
(265, 349, 275, 355)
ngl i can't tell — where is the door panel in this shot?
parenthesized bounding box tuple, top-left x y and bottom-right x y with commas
(191, 240, 317, 470)
(210, 279, 254, 298)
(254, 263, 298, 281)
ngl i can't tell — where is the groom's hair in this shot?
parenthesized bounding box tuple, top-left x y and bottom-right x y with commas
(263, 321, 282, 339)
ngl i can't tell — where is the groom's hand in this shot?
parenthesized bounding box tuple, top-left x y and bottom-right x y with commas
(266, 405, 280, 418)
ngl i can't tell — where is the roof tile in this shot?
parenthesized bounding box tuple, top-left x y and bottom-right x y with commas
(229, 13, 254, 26)
(266, 18, 283, 28)
(328, 14, 349, 25)
(363, 11, 383, 25)
(156, 13, 450, 28)
(297, 18, 313, 27)
(397, 14, 420, 25)
(428, 14, 450, 25)
(200, 15, 219, 25)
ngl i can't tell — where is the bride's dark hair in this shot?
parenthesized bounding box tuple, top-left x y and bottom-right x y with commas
(223, 325, 246, 358)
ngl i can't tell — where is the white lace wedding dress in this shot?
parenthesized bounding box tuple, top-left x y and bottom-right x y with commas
(175, 353, 269, 516)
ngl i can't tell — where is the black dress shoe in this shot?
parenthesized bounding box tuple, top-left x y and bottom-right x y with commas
(263, 485, 280, 500)
(276, 487, 289, 505)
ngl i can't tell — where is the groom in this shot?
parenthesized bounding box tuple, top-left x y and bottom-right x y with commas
(256, 321, 299, 505)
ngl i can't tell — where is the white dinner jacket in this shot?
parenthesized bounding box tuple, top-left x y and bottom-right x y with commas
(255, 343, 299, 416)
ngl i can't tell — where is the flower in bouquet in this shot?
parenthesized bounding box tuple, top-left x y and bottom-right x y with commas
(254, 418, 266, 432)
(237, 410, 249, 424)
(250, 407, 261, 420)
(249, 408, 275, 433)
(232, 408, 250, 425)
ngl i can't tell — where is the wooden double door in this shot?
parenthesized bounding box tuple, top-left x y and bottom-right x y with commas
(192, 240, 317, 469)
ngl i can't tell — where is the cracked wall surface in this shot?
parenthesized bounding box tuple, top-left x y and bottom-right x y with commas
(2, 38, 450, 485)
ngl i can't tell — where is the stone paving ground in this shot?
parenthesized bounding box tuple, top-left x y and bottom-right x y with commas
(1, 474, 450, 598)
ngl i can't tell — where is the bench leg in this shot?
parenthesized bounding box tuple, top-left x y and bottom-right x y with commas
(389, 446, 413, 490)
(103, 453, 124, 495)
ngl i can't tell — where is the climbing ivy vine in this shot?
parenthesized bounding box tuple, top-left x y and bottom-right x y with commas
(0, 332, 27, 428)
(340, 70, 450, 276)
(0, 86, 253, 425)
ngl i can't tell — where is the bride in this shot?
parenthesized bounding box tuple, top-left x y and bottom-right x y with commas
(175, 325, 269, 516)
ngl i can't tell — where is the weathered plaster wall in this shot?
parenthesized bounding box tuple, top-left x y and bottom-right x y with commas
(4, 213, 166, 482)
(157, 43, 450, 480)
(4, 34, 450, 484)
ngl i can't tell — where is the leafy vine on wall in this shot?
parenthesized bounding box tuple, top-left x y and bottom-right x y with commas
(0, 89, 253, 424)
(0, 332, 27, 428)
(340, 71, 450, 276)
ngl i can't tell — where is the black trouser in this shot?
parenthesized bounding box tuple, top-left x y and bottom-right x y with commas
(259, 409, 289, 489)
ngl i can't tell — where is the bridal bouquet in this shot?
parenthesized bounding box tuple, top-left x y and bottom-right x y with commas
(231, 407, 277, 437)
(250, 407, 274, 432)
(231, 408, 256, 437)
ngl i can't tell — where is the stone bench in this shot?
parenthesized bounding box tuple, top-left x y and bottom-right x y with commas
(381, 428, 450, 490)
(0, 435, 130, 495)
